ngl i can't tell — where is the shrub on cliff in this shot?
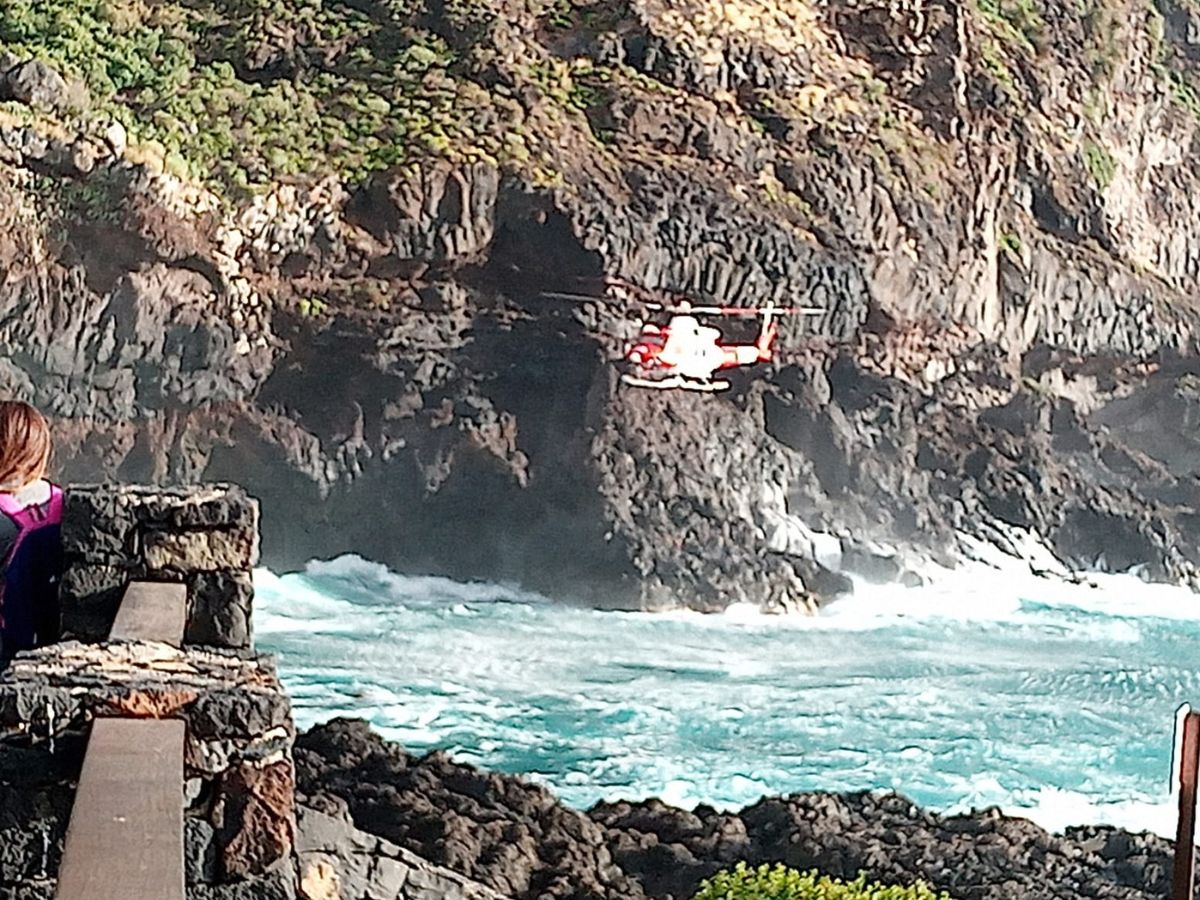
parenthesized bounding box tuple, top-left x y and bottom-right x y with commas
(0, 0, 520, 197)
(691, 863, 953, 900)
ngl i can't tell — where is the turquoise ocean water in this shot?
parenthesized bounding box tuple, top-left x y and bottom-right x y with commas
(255, 550, 1200, 836)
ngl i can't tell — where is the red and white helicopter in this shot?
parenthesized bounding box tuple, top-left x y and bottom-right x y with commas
(545, 277, 824, 392)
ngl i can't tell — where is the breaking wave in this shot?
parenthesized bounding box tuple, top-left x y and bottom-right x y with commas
(255, 552, 1199, 837)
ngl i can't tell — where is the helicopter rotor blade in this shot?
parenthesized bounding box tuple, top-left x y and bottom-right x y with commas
(540, 290, 610, 303)
(652, 304, 827, 316)
(541, 290, 826, 317)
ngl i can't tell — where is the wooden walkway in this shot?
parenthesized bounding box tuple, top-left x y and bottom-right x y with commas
(54, 581, 188, 900)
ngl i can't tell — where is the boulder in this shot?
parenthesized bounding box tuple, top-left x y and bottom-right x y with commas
(3, 60, 69, 111)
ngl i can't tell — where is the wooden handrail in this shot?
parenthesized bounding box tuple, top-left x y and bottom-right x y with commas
(109, 582, 187, 645)
(1175, 707, 1200, 900)
(54, 719, 186, 900)
(54, 581, 188, 900)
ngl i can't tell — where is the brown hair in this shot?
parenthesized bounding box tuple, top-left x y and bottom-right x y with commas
(0, 401, 51, 491)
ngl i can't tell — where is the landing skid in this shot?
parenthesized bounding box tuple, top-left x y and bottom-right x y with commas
(620, 374, 731, 392)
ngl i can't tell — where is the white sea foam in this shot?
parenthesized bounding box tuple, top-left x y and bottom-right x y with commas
(302, 555, 550, 607)
(254, 547, 1200, 839)
(998, 788, 1175, 837)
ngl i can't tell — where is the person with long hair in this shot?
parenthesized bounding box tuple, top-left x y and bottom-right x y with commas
(0, 401, 63, 663)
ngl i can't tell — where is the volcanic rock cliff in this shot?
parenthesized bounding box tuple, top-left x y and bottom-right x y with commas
(2, 0, 1200, 609)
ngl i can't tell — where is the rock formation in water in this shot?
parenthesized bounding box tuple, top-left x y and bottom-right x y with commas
(296, 718, 1182, 900)
(2, 0, 1200, 608)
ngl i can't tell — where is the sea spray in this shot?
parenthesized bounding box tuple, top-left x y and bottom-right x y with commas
(255, 551, 1200, 838)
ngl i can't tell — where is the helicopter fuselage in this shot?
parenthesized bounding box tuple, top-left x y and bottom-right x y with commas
(626, 311, 777, 384)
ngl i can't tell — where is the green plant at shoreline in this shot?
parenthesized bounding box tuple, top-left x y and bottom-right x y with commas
(691, 864, 955, 900)
(546, 0, 575, 30)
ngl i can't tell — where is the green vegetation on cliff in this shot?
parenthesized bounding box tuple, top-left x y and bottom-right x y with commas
(691, 864, 954, 900)
(0, 0, 520, 195)
(4, 0, 1200, 258)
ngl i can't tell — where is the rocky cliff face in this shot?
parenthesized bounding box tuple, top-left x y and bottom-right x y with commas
(3, 0, 1200, 609)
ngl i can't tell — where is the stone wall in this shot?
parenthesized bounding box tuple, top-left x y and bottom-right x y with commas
(0, 482, 284, 899)
(60, 484, 258, 649)
(0, 644, 514, 900)
(0, 482, 510, 900)
(0, 640, 295, 899)
(0, 735, 76, 900)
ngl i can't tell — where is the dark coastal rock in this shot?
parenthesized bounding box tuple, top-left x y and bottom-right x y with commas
(295, 805, 507, 899)
(296, 719, 1187, 900)
(348, 164, 502, 264)
(187, 862, 297, 900)
(295, 719, 644, 898)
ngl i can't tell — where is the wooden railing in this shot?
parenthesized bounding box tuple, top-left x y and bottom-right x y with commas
(54, 581, 188, 900)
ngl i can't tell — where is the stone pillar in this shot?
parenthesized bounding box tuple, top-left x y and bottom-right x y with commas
(0, 640, 298, 899)
(60, 485, 259, 649)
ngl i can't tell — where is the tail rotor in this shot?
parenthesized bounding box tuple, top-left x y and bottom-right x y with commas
(756, 302, 779, 361)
